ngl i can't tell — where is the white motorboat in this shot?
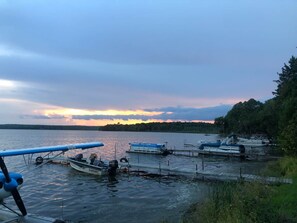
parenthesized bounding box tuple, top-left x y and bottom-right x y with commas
(68, 153, 118, 176)
(196, 136, 246, 158)
(221, 134, 270, 148)
(198, 142, 245, 155)
(194, 134, 272, 159)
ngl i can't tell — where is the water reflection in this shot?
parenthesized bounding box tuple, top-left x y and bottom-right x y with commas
(0, 130, 268, 223)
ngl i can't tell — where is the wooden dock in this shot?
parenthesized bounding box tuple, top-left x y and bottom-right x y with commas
(46, 155, 292, 185)
(119, 162, 293, 185)
(169, 148, 278, 161)
(170, 149, 244, 158)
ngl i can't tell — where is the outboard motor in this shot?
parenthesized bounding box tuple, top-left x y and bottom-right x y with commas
(108, 160, 119, 176)
(239, 145, 246, 160)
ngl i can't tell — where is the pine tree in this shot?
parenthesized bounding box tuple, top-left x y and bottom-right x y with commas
(274, 56, 297, 155)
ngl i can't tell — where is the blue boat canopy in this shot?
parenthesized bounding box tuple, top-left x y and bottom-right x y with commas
(129, 143, 165, 149)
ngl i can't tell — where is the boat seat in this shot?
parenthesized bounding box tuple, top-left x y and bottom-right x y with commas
(93, 159, 106, 167)
(93, 159, 100, 166)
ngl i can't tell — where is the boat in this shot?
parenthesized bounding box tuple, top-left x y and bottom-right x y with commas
(221, 134, 270, 148)
(185, 134, 269, 154)
(126, 143, 172, 155)
(196, 137, 246, 158)
(195, 134, 272, 158)
(0, 142, 103, 221)
(68, 153, 119, 176)
(199, 143, 245, 154)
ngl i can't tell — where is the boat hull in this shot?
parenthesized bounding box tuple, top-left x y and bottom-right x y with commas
(126, 150, 169, 155)
(69, 159, 107, 175)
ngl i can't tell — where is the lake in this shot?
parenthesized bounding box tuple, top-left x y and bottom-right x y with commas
(0, 130, 265, 222)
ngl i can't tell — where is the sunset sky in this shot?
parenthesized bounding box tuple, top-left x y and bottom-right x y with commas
(0, 0, 296, 126)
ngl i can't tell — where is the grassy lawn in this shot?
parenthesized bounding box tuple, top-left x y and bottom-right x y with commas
(181, 157, 297, 223)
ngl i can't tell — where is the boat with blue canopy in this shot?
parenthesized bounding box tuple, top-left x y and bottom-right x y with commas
(127, 143, 172, 156)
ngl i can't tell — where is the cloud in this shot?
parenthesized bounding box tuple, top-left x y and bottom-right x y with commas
(72, 105, 232, 122)
(0, 0, 296, 125)
(72, 114, 150, 122)
(20, 115, 66, 120)
(148, 105, 232, 120)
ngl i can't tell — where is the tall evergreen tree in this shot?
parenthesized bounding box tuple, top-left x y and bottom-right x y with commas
(274, 56, 297, 155)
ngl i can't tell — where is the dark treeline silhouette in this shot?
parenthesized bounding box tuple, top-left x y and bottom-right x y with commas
(101, 122, 219, 133)
(0, 124, 100, 131)
(0, 122, 219, 134)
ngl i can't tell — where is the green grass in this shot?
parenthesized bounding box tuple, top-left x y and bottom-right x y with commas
(181, 157, 297, 223)
(262, 156, 297, 177)
(182, 182, 278, 223)
(272, 176, 297, 220)
(268, 157, 297, 221)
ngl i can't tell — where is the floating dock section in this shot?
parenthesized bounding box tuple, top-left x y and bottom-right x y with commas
(119, 162, 293, 185)
(169, 148, 278, 161)
(170, 149, 243, 158)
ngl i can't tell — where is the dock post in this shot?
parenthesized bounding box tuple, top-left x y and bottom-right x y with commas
(239, 167, 243, 180)
(202, 155, 205, 171)
(159, 162, 161, 175)
(196, 164, 198, 174)
(137, 155, 140, 174)
(128, 158, 130, 175)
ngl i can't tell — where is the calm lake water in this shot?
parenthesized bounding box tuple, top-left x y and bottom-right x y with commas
(0, 130, 265, 222)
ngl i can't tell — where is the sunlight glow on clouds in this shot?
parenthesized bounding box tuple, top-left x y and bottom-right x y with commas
(40, 108, 165, 125)
(0, 79, 15, 88)
(0, 78, 35, 96)
(0, 84, 237, 126)
(18, 106, 166, 125)
(43, 108, 163, 117)
(2, 101, 231, 126)
(0, 95, 233, 126)
(41, 105, 231, 125)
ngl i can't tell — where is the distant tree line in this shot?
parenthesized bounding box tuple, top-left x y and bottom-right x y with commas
(101, 122, 220, 134)
(0, 123, 219, 134)
(0, 124, 100, 131)
(215, 56, 297, 155)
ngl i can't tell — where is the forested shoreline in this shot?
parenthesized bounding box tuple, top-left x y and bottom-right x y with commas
(0, 124, 100, 131)
(101, 122, 219, 133)
(0, 122, 220, 134)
